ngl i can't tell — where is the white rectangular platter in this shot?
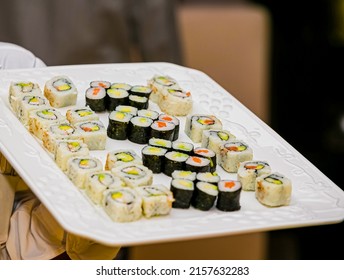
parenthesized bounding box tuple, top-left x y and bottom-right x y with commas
(1, 62, 343, 246)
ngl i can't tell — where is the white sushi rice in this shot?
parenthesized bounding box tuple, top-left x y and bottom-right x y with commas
(9, 81, 42, 112)
(16, 94, 50, 126)
(201, 129, 236, 158)
(74, 120, 107, 150)
(105, 149, 142, 170)
(66, 107, 99, 125)
(237, 160, 271, 191)
(111, 163, 153, 188)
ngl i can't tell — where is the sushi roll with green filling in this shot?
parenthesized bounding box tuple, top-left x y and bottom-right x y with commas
(238, 160, 271, 191)
(107, 111, 132, 140)
(85, 86, 107, 112)
(185, 114, 223, 143)
(141, 145, 167, 173)
(105, 149, 142, 170)
(111, 82, 132, 91)
(219, 140, 253, 173)
(16, 94, 49, 126)
(106, 88, 129, 111)
(55, 140, 89, 172)
(170, 179, 194, 209)
(148, 75, 180, 103)
(158, 113, 180, 140)
(185, 156, 210, 173)
(137, 109, 159, 120)
(191, 182, 218, 211)
(255, 172, 292, 207)
(171, 170, 197, 181)
(75, 120, 107, 150)
(193, 147, 217, 173)
(163, 151, 189, 177)
(135, 185, 174, 218)
(128, 116, 153, 144)
(216, 180, 242, 211)
(196, 172, 220, 186)
(44, 75, 78, 108)
(150, 120, 175, 141)
(172, 141, 194, 155)
(158, 87, 193, 116)
(148, 137, 172, 150)
(129, 94, 149, 110)
(111, 163, 153, 188)
(85, 171, 124, 205)
(9, 81, 42, 111)
(130, 85, 152, 99)
(66, 107, 99, 125)
(90, 80, 111, 89)
(115, 105, 138, 116)
(103, 188, 142, 222)
(201, 129, 236, 159)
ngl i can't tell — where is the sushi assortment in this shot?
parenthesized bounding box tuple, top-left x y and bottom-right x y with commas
(7, 73, 293, 224)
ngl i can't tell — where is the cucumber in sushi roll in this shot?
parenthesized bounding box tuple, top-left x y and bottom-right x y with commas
(191, 182, 218, 211)
(55, 140, 89, 172)
(238, 160, 271, 191)
(107, 111, 132, 140)
(158, 87, 193, 116)
(148, 75, 179, 103)
(75, 120, 107, 150)
(9, 81, 42, 111)
(66, 107, 99, 125)
(163, 151, 189, 176)
(170, 179, 194, 209)
(142, 145, 168, 173)
(105, 149, 142, 170)
(130, 85, 152, 99)
(112, 163, 153, 188)
(201, 129, 236, 157)
(150, 120, 175, 141)
(16, 94, 49, 126)
(128, 116, 153, 144)
(106, 88, 129, 111)
(216, 180, 242, 211)
(172, 141, 194, 155)
(85, 86, 107, 112)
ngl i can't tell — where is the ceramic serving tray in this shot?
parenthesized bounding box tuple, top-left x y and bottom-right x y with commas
(0, 62, 343, 246)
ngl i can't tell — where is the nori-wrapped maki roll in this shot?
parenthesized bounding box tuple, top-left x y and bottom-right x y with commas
(130, 85, 152, 99)
(111, 82, 132, 91)
(196, 172, 220, 186)
(85, 86, 106, 112)
(138, 109, 159, 120)
(107, 111, 132, 140)
(150, 120, 175, 141)
(216, 180, 242, 211)
(90, 80, 111, 89)
(170, 179, 194, 209)
(129, 94, 149, 110)
(128, 116, 153, 144)
(142, 145, 167, 173)
(163, 151, 189, 176)
(193, 147, 217, 173)
(159, 113, 180, 141)
(185, 156, 210, 173)
(191, 181, 218, 211)
(106, 88, 129, 111)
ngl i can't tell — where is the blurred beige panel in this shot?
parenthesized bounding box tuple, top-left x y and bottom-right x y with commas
(177, 3, 271, 123)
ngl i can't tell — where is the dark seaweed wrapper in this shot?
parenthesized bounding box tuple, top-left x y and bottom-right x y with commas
(216, 188, 241, 211)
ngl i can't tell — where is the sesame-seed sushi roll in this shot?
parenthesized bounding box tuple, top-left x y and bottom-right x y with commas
(85, 170, 124, 205)
(201, 129, 236, 159)
(107, 111, 132, 140)
(42, 122, 81, 154)
(216, 180, 242, 212)
(163, 151, 189, 177)
(55, 140, 89, 172)
(130, 85, 152, 99)
(128, 94, 149, 110)
(66, 107, 99, 125)
(219, 140, 253, 173)
(75, 120, 107, 150)
(148, 75, 179, 103)
(141, 145, 168, 173)
(158, 87, 193, 116)
(9, 81, 42, 112)
(193, 147, 217, 173)
(105, 149, 142, 170)
(106, 88, 129, 111)
(103, 188, 142, 223)
(185, 114, 223, 143)
(128, 116, 153, 144)
(111, 163, 153, 188)
(150, 120, 175, 141)
(28, 108, 66, 140)
(85, 86, 107, 112)
(90, 80, 111, 89)
(196, 172, 220, 186)
(137, 109, 159, 120)
(135, 185, 174, 218)
(237, 160, 271, 191)
(111, 82, 132, 91)
(172, 141, 194, 155)
(191, 182, 218, 211)
(115, 105, 138, 116)
(185, 156, 211, 173)
(171, 170, 197, 181)
(67, 156, 103, 189)
(170, 179, 194, 209)
(44, 75, 77, 108)
(16, 94, 50, 126)
(149, 137, 172, 150)
(158, 114, 180, 141)
(255, 172, 292, 207)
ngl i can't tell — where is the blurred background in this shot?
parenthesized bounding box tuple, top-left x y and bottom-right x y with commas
(0, 0, 343, 259)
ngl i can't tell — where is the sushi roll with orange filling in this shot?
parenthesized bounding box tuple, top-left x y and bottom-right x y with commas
(9, 81, 42, 112)
(185, 114, 222, 143)
(66, 107, 99, 125)
(193, 147, 217, 173)
(158, 113, 180, 140)
(151, 120, 175, 141)
(85, 86, 107, 112)
(75, 120, 107, 150)
(148, 75, 180, 103)
(237, 160, 271, 191)
(158, 87, 193, 116)
(216, 180, 242, 211)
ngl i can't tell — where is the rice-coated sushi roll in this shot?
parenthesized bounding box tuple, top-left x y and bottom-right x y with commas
(137, 109, 159, 120)
(219, 140, 253, 173)
(191, 182, 218, 211)
(67, 156, 103, 189)
(150, 120, 175, 141)
(171, 170, 197, 181)
(112, 163, 153, 188)
(216, 180, 242, 211)
(158, 87, 193, 116)
(255, 172, 292, 207)
(85, 86, 107, 112)
(16, 94, 50, 126)
(128, 116, 153, 144)
(75, 120, 107, 150)
(158, 113, 180, 141)
(90, 80, 111, 89)
(9, 81, 42, 112)
(196, 172, 220, 185)
(201, 129, 236, 159)
(130, 85, 152, 99)
(135, 185, 174, 218)
(149, 137, 172, 150)
(193, 147, 217, 173)
(103, 188, 142, 222)
(172, 141, 194, 155)
(55, 140, 89, 172)
(185, 156, 210, 173)
(66, 107, 99, 125)
(128, 94, 149, 110)
(28, 108, 66, 140)
(107, 111, 132, 140)
(148, 75, 180, 103)
(115, 105, 138, 116)
(42, 122, 81, 154)
(106, 88, 129, 111)
(237, 160, 271, 191)
(163, 151, 189, 177)
(185, 115, 223, 143)
(85, 171, 124, 205)
(105, 149, 142, 170)
(111, 82, 132, 91)
(170, 179, 194, 209)
(44, 75, 77, 108)
(142, 145, 167, 173)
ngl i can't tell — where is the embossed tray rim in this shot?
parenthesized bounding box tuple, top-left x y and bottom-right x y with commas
(0, 62, 343, 246)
